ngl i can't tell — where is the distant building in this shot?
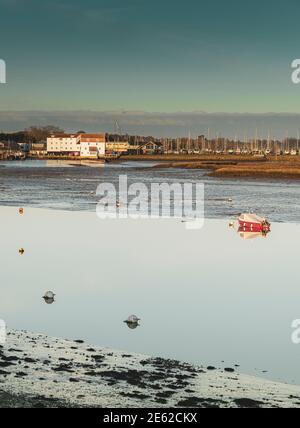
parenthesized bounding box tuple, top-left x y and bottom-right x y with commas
(136, 142, 162, 155)
(106, 141, 129, 154)
(18, 142, 30, 153)
(47, 133, 80, 156)
(79, 134, 106, 158)
(29, 143, 47, 156)
(47, 133, 105, 158)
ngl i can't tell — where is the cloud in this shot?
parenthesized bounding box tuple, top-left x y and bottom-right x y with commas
(1, 110, 300, 138)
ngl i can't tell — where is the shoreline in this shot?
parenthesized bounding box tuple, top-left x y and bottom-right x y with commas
(1, 329, 300, 408)
(3, 155, 300, 179)
(1, 208, 300, 408)
(147, 159, 300, 180)
(115, 155, 300, 180)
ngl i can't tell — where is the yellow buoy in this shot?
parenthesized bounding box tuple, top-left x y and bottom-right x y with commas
(19, 248, 25, 255)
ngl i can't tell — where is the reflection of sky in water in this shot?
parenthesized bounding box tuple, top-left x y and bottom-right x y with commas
(1, 160, 300, 222)
(1, 206, 300, 385)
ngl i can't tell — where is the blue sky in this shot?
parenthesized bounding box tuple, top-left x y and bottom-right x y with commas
(0, 0, 300, 113)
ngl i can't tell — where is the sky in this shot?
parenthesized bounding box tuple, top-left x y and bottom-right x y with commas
(1, 0, 300, 133)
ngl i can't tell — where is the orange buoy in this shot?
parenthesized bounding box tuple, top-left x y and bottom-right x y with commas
(19, 208, 24, 215)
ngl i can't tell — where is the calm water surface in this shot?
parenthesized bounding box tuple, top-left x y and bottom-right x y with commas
(1, 207, 300, 385)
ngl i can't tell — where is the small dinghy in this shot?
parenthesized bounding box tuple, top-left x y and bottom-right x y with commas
(124, 315, 140, 329)
(124, 315, 140, 324)
(43, 291, 55, 304)
(238, 213, 270, 232)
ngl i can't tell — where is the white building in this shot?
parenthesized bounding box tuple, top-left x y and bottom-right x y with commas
(47, 134, 80, 155)
(47, 133, 106, 158)
(79, 134, 106, 158)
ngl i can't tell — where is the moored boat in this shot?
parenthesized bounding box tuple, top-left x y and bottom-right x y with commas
(238, 213, 270, 232)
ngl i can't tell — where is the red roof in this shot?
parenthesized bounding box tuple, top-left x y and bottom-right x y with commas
(79, 133, 105, 142)
(48, 133, 105, 141)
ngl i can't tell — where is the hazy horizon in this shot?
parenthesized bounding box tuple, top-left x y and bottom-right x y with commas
(1, 110, 300, 139)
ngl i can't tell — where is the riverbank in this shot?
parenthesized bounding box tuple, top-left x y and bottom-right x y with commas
(1, 330, 300, 408)
(4, 154, 300, 179)
(140, 156, 300, 179)
(210, 159, 300, 179)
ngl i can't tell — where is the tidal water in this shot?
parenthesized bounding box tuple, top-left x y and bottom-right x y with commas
(1, 160, 300, 222)
(1, 207, 300, 385)
(1, 160, 300, 385)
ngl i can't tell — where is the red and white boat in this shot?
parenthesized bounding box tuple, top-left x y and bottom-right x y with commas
(238, 213, 270, 232)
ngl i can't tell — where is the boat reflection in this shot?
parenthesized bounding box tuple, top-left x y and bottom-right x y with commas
(43, 297, 55, 305)
(238, 229, 270, 240)
(124, 321, 139, 330)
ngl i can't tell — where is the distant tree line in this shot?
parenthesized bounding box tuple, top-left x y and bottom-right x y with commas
(0, 126, 64, 145)
(0, 127, 158, 147)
